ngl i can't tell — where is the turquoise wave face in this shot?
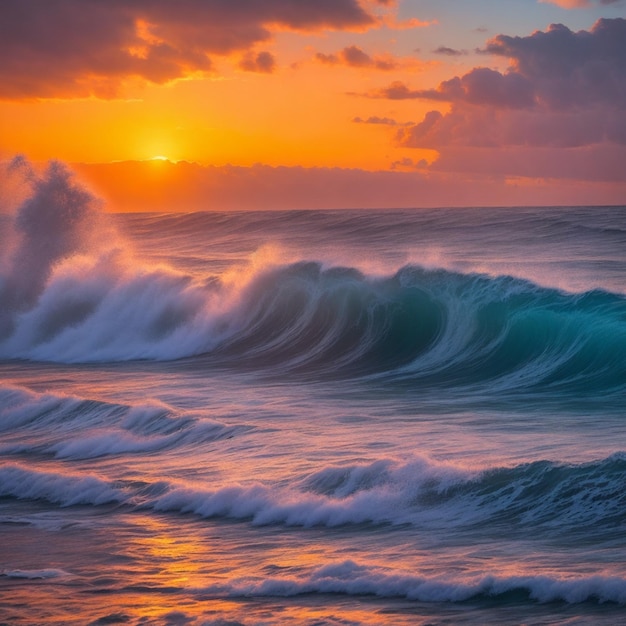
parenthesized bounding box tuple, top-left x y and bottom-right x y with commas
(205, 262, 626, 396)
(2, 254, 625, 400)
(0, 160, 623, 399)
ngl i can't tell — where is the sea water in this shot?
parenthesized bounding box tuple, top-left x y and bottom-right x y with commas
(0, 160, 625, 625)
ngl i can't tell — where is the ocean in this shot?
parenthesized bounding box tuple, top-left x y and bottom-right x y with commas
(0, 162, 625, 625)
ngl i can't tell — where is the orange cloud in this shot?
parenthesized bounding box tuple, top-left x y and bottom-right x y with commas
(0, 0, 376, 100)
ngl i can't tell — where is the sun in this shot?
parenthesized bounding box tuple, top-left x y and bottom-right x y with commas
(149, 155, 170, 162)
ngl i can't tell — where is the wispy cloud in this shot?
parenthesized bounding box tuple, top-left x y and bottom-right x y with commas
(433, 46, 468, 56)
(353, 116, 414, 126)
(539, 0, 623, 8)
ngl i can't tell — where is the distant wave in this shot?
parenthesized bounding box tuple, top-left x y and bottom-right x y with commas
(1, 568, 71, 580)
(1, 159, 624, 398)
(0, 384, 246, 460)
(197, 559, 626, 605)
(154, 453, 626, 533)
(3, 447, 625, 534)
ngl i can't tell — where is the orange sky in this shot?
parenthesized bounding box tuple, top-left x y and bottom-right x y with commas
(1, 0, 625, 209)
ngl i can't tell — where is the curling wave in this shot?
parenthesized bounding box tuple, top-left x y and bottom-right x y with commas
(0, 159, 624, 398)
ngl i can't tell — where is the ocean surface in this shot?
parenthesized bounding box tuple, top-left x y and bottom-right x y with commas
(1, 161, 625, 625)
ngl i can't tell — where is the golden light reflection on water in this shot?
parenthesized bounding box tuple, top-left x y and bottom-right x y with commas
(3, 504, 625, 625)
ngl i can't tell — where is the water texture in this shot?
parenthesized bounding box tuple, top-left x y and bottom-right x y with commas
(0, 160, 625, 625)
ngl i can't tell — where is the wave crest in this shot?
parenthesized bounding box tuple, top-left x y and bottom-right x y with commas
(2, 452, 625, 534)
(1, 160, 624, 397)
(199, 559, 626, 605)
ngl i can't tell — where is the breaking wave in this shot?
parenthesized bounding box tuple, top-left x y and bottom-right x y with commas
(2, 445, 625, 534)
(198, 559, 626, 605)
(1, 159, 624, 398)
(0, 384, 245, 460)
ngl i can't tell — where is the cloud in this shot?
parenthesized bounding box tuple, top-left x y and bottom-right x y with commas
(365, 81, 422, 99)
(484, 19, 626, 109)
(74, 159, 626, 211)
(0, 0, 376, 99)
(353, 116, 413, 126)
(390, 157, 429, 170)
(382, 16, 436, 30)
(389, 18, 626, 181)
(316, 45, 397, 70)
(433, 46, 467, 56)
(539, 0, 623, 8)
(399, 106, 626, 149)
(239, 51, 276, 74)
(375, 19, 626, 110)
(436, 144, 626, 182)
(413, 68, 536, 108)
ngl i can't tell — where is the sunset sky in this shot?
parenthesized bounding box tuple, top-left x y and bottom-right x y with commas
(1, 0, 625, 210)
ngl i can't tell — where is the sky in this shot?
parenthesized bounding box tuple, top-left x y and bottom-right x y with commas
(1, 0, 625, 210)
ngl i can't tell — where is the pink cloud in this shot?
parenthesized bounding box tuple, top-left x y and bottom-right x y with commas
(383, 18, 626, 181)
(74, 160, 626, 210)
(398, 105, 626, 149)
(539, 0, 622, 8)
(429, 144, 626, 182)
(0, 0, 375, 99)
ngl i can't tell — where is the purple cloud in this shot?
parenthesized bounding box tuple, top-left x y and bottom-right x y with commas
(353, 115, 414, 127)
(366, 81, 422, 99)
(389, 18, 626, 181)
(0, 0, 375, 99)
(433, 46, 467, 56)
(316, 45, 397, 70)
(485, 18, 626, 109)
(240, 51, 276, 74)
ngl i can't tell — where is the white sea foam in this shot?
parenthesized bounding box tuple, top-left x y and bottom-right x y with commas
(0, 464, 125, 506)
(1, 160, 624, 403)
(2, 568, 72, 579)
(1, 445, 624, 532)
(154, 453, 626, 531)
(0, 383, 243, 459)
(197, 559, 626, 604)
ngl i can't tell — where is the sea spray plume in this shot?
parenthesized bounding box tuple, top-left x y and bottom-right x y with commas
(0, 164, 624, 395)
(0, 158, 216, 359)
(0, 157, 112, 338)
